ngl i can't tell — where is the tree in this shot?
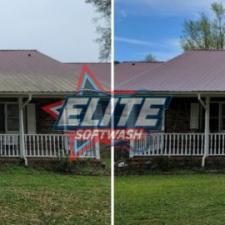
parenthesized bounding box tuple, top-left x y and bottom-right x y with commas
(145, 53, 156, 62)
(181, 2, 225, 50)
(212, 2, 225, 48)
(85, 0, 111, 61)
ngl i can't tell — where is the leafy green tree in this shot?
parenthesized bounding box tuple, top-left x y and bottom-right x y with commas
(212, 2, 225, 48)
(86, 0, 111, 61)
(181, 2, 225, 50)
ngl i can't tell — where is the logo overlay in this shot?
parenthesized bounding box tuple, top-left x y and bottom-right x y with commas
(42, 65, 171, 160)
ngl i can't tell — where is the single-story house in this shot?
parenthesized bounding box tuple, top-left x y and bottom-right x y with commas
(1, 49, 224, 167)
(116, 50, 225, 167)
(0, 50, 110, 163)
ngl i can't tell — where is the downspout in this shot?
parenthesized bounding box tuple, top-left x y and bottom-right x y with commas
(19, 94, 32, 166)
(23, 94, 32, 108)
(198, 94, 210, 168)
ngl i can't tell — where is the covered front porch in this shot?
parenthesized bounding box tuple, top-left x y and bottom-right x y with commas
(130, 95, 225, 167)
(0, 96, 100, 163)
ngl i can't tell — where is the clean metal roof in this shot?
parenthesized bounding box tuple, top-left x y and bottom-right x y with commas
(118, 50, 225, 92)
(115, 62, 162, 89)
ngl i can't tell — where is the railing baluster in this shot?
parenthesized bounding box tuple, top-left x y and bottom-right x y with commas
(53, 135, 56, 156)
(168, 134, 171, 156)
(180, 134, 183, 155)
(214, 134, 216, 155)
(218, 134, 221, 155)
(222, 134, 225, 155)
(164, 134, 167, 155)
(197, 134, 199, 155)
(49, 135, 52, 157)
(192, 134, 195, 155)
(209, 134, 212, 155)
(174, 134, 176, 155)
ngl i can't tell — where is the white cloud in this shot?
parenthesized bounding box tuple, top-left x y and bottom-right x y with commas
(115, 36, 156, 47)
(116, 36, 183, 61)
(0, 0, 102, 62)
(116, 36, 182, 49)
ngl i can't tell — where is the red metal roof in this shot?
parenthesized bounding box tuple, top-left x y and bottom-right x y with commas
(118, 50, 225, 92)
(2, 50, 225, 94)
(115, 62, 162, 89)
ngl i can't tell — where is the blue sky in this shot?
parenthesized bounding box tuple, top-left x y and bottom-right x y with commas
(0, 0, 102, 62)
(115, 0, 225, 62)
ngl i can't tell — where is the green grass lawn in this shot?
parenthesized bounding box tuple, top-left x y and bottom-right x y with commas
(0, 166, 110, 225)
(116, 174, 225, 225)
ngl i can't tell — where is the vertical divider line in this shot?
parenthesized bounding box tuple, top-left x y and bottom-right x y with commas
(111, 0, 115, 224)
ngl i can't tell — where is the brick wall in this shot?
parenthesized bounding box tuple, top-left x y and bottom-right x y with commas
(34, 99, 62, 134)
(165, 97, 202, 133)
(35, 97, 202, 134)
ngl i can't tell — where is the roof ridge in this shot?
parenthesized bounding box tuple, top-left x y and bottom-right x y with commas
(187, 49, 225, 52)
(118, 61, 164, 64)
(64, 62, 109, 64)
(0, 49, 37, 51)
(35, 50, 61, 63)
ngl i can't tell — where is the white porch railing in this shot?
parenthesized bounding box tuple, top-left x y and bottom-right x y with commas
(2, 133, 225, 159)
(0, 134, 99, 159)
(130, 133, 225, 157)
(209, 133, 225, 156)
(0, 134, 20, 157)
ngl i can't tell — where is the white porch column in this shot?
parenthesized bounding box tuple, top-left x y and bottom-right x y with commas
(202, 96, 210, 168)
(129, 140, 135, 158)
(19, 97, 27, 165)
(95, 141, 100, 160)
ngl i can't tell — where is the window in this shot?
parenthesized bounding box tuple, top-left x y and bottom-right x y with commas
(210, 103, 219, 132)
(221, 104, 225, 131)
(209, 102, 225, 132)
(6, 104, 19, 132)
(0, 104, 5, 132)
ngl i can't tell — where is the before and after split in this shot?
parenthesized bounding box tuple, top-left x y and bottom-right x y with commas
(1, 0, 225, 225)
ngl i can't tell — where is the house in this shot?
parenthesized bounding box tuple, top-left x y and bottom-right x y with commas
(0, 50, 110, 163)
(119, 50, 225, 167)
(2, 49, 224, 167)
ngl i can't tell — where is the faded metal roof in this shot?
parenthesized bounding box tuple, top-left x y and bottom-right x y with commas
(0, 50, 79, 94)
(118, 50, 225, 92)
(64, 62, 110, 89)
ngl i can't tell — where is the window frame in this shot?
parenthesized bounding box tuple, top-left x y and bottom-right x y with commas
(210, 101, 225, 132)
(4, 102, 19, 133)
